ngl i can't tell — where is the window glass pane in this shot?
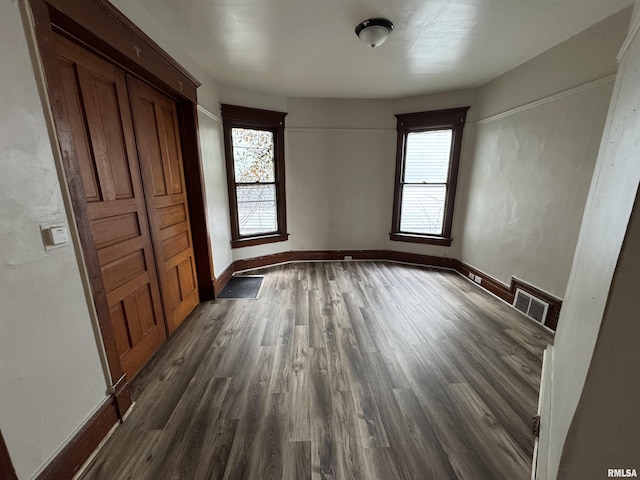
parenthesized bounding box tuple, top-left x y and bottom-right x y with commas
(232, 128, 275, 182)
(400, 184, 446, 235)
(236, 184, 278, 236)
(404, 130, 452, 183)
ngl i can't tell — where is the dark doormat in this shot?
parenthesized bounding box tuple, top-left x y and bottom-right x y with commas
(217, 276, 264, 299)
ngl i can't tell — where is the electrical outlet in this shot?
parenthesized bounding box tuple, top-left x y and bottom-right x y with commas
(344, 255, 353, 261)
(474, 275, 482, 284)
(468, 272, 475, 279)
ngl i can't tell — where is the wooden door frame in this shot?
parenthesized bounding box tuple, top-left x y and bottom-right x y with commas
(0, 429, 18, 480)
(25, 0, 215, 418)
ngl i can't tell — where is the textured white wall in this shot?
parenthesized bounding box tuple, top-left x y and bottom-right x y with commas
(278, 98, 396, 253)
(288, 128, 395, 251)
(225, 97, 396, 261)
(197, 109, 234, 277)
(217, 84, 288, 113)
(3, 1, 634, 477)
(547, 5, 640, 476)
(459, 8, 630, 297)
(461, 86, 613, 297)
(477, 9, 630, 119)
(227, 95, 475, 262)
(0, 3, 108, 478)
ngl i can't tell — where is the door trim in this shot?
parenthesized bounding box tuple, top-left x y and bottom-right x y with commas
(0, 429, 17, 480)
(25, 0, 215, 418)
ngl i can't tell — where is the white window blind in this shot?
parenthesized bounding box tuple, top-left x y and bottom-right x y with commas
(236, 184, 277, 235)
(400, 129, 453, 235)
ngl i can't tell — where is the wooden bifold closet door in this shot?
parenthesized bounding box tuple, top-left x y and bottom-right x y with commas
(54, 34, 199, 379)
(127, 78, 199, 335)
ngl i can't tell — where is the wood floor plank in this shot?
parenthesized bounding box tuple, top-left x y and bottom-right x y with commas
(145, 376, 231, 480)
(309, 346, 336, 479)
(501, 353, 543, 389)
(254, 392, 286, 480)
(342, 292, 377, 353)
(363, 447, 403, 480)
(79, 261, 552, 480)
(283, 441, 311, 480)
(80, 430, 162, 480)
(330, 390, 367, 480)
(193, 418, 239, 480)
(308, 290, 326, 349)
(448, 382, 531, 480)
(349, 380, 390, 449)
(288, 326, 311, 441)
(391, 343, 498, 480)
(222, 380, 268, 479)
(393, 387, 458, 479)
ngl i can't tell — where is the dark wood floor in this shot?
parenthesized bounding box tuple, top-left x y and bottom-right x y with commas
(79, 261, 553, 480)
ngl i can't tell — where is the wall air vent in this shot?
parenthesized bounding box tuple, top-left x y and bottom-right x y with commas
(513, 288, 549, 324)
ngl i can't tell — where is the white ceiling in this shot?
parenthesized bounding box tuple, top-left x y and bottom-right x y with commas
(127, 0, 632, 99)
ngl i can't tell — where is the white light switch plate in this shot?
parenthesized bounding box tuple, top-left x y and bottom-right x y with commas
(41, 224, 70, 250)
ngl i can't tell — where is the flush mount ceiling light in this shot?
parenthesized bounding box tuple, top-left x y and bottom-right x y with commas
(355, 18, 394, 48)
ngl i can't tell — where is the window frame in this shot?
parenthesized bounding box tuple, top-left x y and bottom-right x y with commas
(221, 104, 289, 248)
(390, 107, 470, 246)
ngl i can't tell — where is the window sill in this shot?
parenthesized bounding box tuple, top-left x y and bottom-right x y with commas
(231, 233, 289, 249)
(390, 232, 452, 246)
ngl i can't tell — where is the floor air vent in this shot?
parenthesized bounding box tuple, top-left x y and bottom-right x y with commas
(513, 288, 549, 324)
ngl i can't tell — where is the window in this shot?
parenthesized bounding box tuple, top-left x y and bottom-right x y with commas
(391, 107, 470, 246)
(221, 104, 288, 248)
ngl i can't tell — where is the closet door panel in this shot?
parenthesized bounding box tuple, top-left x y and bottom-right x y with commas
(127, 77, 199, 335)
(55, 34, 167, 379)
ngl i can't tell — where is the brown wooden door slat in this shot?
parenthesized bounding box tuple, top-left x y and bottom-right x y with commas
(55, 34, 167, 380)
(127, 76, 199, 335)
(75, 67, 116, 201)
(106, 271, 153, 306)
(87, 198, 138, 220)
(97, 237, 145, 267)
(57, 57, 101, 203)
(154, 193, 188, 209)
(159, 222, 189, 241)
(163, 248, 194, 271)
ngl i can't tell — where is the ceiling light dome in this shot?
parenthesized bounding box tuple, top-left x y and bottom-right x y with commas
(355, 18, 394, 48)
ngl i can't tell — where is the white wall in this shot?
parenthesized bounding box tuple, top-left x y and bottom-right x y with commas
(287, 98, 396, 252)
(0, 2, 108, 478)
(197, 108, 233, 276)
(477, 9, 629, 119)
(545, 4, 640, 476)
(223, 93, 477, 263)
(3, 1, 635, 477)
(460, 8, 630, 297)
(217, 83, 288, 113)
(219, 96, 398, 261)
